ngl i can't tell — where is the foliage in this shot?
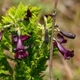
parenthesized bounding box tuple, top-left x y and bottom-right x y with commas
(0, 2, 56, 80)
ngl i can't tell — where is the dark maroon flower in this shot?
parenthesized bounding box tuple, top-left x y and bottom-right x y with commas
(59, 30, 76, 39)
(54, 41, 74, 59)
(0, 29, 4, 41)
(24, 9, 32, 21)
(44, 29, 49, 43)
(12, 34, 30, 43)
(14, 35, 28, 60)
(57, 33, 67, 44)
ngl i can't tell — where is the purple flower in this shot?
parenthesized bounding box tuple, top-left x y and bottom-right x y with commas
(14, 35, 29, 60)
(0, 29, 4, 41)
(53, 34, 74, 59)
(12, 34, 30, 44)
(54, 41, 74, 59)
(57, 33, 67, 44)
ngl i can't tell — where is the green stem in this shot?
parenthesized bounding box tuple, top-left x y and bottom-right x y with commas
(12, 70, 15, 80)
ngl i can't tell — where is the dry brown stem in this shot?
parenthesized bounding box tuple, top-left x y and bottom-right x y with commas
(49, 0, 58, 80)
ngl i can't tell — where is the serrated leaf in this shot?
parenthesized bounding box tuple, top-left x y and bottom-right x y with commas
(15, 2, 27, 19)
(7, 6, 16, 16)
(31, 6, 41, 15)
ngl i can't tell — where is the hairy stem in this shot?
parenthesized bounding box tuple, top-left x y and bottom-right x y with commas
(49, 0, 58, 80)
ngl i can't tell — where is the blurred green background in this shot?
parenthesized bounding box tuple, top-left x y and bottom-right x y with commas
(0, 0, 80, 80)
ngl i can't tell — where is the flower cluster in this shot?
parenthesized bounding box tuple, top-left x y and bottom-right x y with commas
(53, 25, 76, 60)
(44, 14, 76, 60)
(53, 33, 74, 59)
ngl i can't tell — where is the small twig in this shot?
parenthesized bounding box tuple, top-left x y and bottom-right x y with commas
(49, 0, 58, 80)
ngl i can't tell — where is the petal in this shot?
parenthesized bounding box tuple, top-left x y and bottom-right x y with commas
(14, 50, 28, 60)
(12, 34, 17, 43)
(12, 34, 30, 43)
(64, 50, 74, 59)
(14, 53, 22, 60)
(22, 51, 29, 58)
(16, 36, 24, 50)
(57, 33, 67, 44)
(55, 41, 67, 56)
(20, 35, 30, 41)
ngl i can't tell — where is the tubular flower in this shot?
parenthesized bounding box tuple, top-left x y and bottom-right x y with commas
(0, 29, 4, 41)
(14, 35, 29, 60)
(54, 40, 74, 60)
(57, 33, 67, 44)
(12, 34, 30, 44)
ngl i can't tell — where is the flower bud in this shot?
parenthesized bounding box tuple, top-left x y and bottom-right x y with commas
(44, 29, 49, 44)
(60, 30, 76, 39)
(24, 9, 32, 21)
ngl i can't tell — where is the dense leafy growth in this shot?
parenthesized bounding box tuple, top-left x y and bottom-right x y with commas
(0, 2, 54, 80)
